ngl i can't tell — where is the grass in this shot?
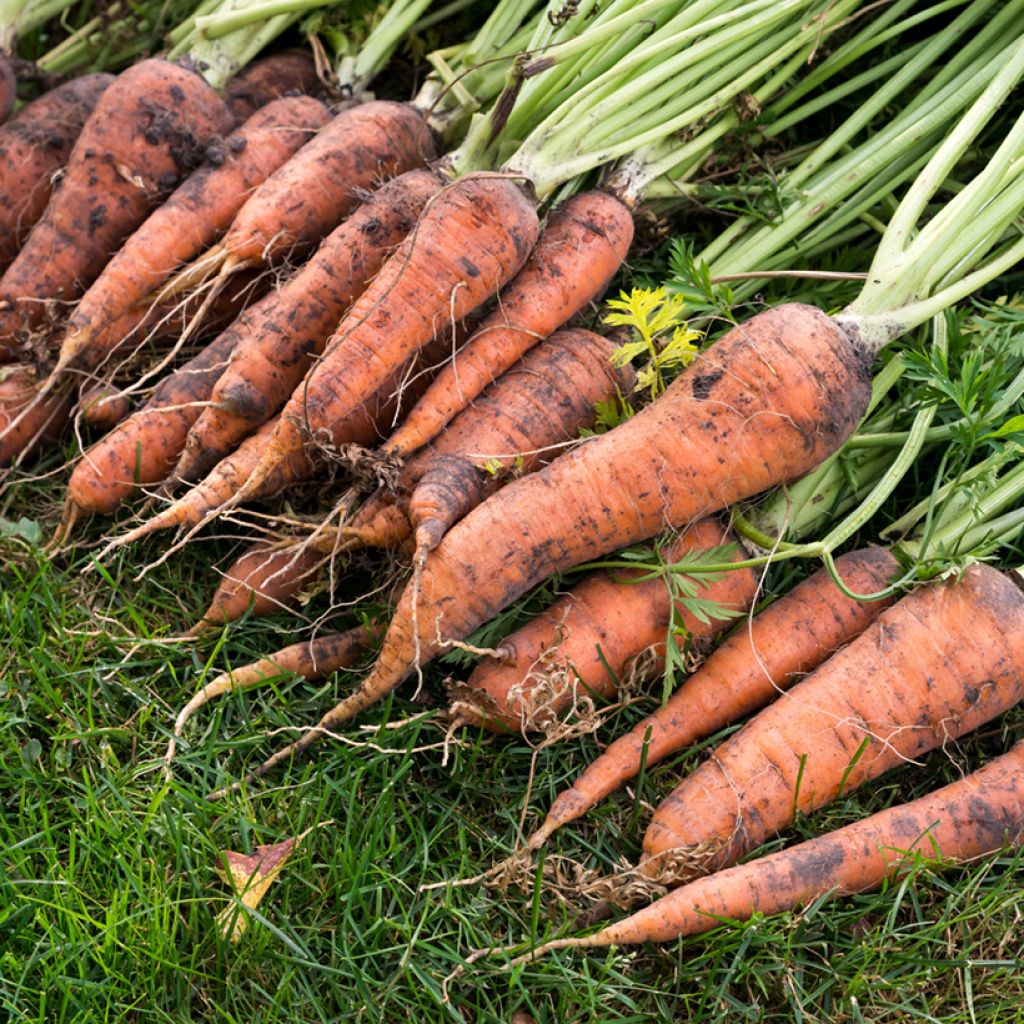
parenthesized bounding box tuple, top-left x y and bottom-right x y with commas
(2, 464, 1024, 1023)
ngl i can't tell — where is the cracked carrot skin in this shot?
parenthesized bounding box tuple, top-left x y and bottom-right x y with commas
(257, 302, 873, 764)
(223, 51, 321, 123)
(0, 59, 232, 348)
(641, 562, 1024, 881)
(531, 738, 1024, 953)
(531, 547, 899, 844)
(384, 189, 635, 459)
(0, 74, 113, 274)
(57, 95, 331, 373)
(173, 167, 442, 482)
(462, 519, 759, 735)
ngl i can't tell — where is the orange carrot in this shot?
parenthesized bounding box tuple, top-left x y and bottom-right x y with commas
(78, 383, 131, 431)
(172, 166, 442, 482)
(243, 303, 872, 777)
(527, 548, 899, 848)
(55, 95, 330, 374)
(223, 50, 321, 123)
(0, 364, 70, 466)
(384, 190, 634, 459)
(640, 562, 1024, 882)
(517, 738, 1024, 958)
(0, 74, 113, 274)
(0, 59, 231, 347)
(460, 519, 758, 736)
(239, 173, 540, 499)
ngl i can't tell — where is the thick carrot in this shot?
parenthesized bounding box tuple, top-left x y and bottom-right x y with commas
(0, 55, 14, 124)
(641, 562, 1024, 881)
(0, 59, 231, 346)
(240, 173, 540, 498)
(223, 50, 321, 123)
(55, 95, 331, 374)
(384, 190, 634, 459)
(172, 166, 442, 482)
(528, 548, 899, 847)
(166, 621, 376, 766)
(461, 519, 759, 736)
(245, 303, 871, 776)
(0, 74, 113, 274)
(0, 364, 71, 466)
(518, 738, 1024, 957)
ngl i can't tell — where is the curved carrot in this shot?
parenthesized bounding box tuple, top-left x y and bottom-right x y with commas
(641, 562, 1024, 881)
(528, 547, 899, 848)
(0, 56, 14, 124)
(462, 519, 759, 735)
(385, 190, 634, 459)
(241, 173, 540, 498)
(244, 302, 872, 775)
(0, 59, 231, 347)
(223, 50, 321, 123)
(172, 166, 442, 482)
(0, 74, 113, 273)
(0, 364, 70, 466)
(55, 95, 330, 374)
(519, 738, 1024, 957)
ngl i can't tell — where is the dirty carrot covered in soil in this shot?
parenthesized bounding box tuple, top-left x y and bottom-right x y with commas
(236, 23, 1024, 782)
(222, 50, 321, 122)
(512, 736, 1024, 958)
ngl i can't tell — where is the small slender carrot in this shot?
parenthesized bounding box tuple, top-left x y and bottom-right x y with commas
(172, 166, 442, 482)
(239, 173, 540, 499)
(223, 50, 322, 123)
(0, 58, 231, 345)
(384, 190, 634, 459)
(527, 548, 899, 848)
(243, 303, 872, 778)
(516, 738, 1024, 958)
(78, 383, 131, 431)
(641, 562, 1024, 881)
(0, 74, 113, 274)
(55, 95, 331, 375)
(461, 519, 759, 736)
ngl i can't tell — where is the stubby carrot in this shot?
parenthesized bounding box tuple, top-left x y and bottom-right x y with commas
(55, 95, 331, 375)
(461, 519, 759, 735)
(0, 74, 113, 273)
(384, 190, 634, 459)
(516, 738, 1024, 958)
(172, 167, 442, 482)
(0, 59, 231, 347)
(640, 562, 1024, 881)
(223, 50, 321, 122)
(244, 303, 872, 777)
(527, 548, 899, 848)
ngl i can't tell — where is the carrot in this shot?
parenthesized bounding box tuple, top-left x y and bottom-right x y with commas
(517, 738, 1024, 958)
(384, 190, 634, 459)
(0, 74, 113, 275)
(460, 519, 759, 736)
(223, 50, 321, 123)
(78, 383, 131, 431)
(164, 101, 436, 295)
(0, 55, 14, 124)
(0, 364, 71, 466)
(527, 548, 899, 848)
(239, 173, 541, 500)
(640, 562, 1024, 882)
(54, 95, 331, 375)
(166, 621, 377, 767)
(243, 303, 872, 778)
(172, 166, 442, 483)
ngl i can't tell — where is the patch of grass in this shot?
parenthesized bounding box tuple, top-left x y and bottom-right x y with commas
(2, 456, 1024, 1024)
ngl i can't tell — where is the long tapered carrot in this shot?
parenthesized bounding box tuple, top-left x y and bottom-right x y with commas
(516, 738, 1024, 958)
(640, 562, 1024, 881)
(0, 74, 113, 274)
(0, 59, 231, 348)
(172, 167, 442, 483)
(460, 519, 759, 735)
(527, 548, 899, 848)
(243, 302, 872, 778)
(223, 50, 321, 123)
(238, 173, 541, 500)
(384, 190, 634, 459)
(54, 95, 331, 375)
